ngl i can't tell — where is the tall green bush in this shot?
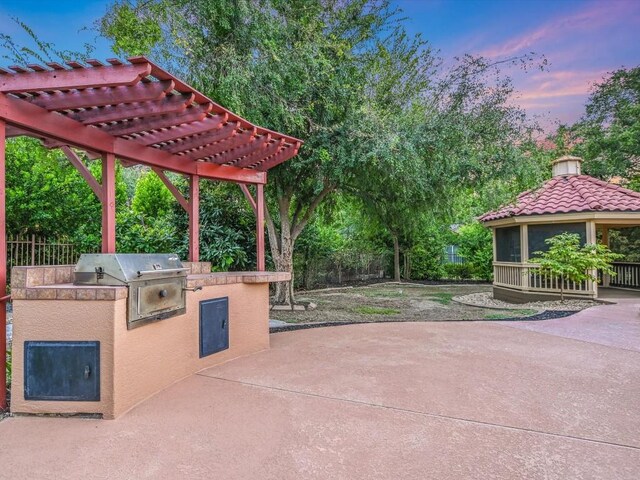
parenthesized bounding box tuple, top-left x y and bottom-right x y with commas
(456, 222, 493, 280)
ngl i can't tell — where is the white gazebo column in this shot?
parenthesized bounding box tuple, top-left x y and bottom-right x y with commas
(601, 225, 611, 287)
(587, 221, 598, 297)
(520, 224, 529, 290)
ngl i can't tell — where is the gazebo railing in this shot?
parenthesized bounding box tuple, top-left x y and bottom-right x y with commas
(493, 262, 595, 296)
(609, 262, 640, 289)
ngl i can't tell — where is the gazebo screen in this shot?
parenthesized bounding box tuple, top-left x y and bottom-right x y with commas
(527, 222, 586, 257)
(495, 226, 521, 262)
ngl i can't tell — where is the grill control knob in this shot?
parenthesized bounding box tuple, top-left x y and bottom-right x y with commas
(159, 289, 168, 298)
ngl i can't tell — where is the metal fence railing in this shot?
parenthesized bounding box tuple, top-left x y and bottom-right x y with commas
(6, 235, 85, 284)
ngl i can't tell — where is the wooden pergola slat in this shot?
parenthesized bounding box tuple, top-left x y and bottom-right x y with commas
(69, 93, 194, 125)
(0, 63, 152, 92)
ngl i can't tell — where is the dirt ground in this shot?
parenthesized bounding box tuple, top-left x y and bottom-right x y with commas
(270, 283, 540, 324)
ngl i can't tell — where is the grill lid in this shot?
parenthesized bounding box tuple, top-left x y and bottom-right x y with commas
(74, 253, 188, 286)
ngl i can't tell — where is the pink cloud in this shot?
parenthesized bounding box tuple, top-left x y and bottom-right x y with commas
(480, 1, 639, 58)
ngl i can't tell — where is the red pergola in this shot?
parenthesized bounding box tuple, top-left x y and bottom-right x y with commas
(0, 57, 302, 408)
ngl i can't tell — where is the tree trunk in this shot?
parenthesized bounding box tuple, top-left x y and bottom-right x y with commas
(271, 240, 295, 305)
(392, 234, 401, 282)
(264, 183, 335, 306)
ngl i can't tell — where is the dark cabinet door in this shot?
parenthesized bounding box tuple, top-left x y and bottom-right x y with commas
(24, 341, 100, 401)
(199, 297, 229, 358)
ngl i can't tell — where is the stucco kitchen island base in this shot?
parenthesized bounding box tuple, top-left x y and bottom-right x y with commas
(10, 264, 290, 419)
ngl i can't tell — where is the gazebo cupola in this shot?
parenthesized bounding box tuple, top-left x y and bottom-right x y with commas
(479, 155, 640, 302)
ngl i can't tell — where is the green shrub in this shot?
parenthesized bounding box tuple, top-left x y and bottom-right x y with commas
(409, 244, 444, 280)
(443, 263, 474, 280)
(456, 222, 493, 280)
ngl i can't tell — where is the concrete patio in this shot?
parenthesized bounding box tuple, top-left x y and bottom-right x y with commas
(0, 292, 639, 479)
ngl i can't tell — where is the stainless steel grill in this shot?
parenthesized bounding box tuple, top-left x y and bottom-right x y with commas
(74, 253, 188, 329)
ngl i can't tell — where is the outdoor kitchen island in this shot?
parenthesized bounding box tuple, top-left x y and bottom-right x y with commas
(9, 261, 290, 419)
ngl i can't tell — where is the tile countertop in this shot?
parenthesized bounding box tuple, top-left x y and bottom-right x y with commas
(9, 265, 291, 301)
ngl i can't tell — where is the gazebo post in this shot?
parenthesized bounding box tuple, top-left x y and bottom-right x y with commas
(101, 152, 116, 253)
(601, 226, 610, 287)
(0, 119, 6, 410)
(256, 183, 265, 271)
(587, 221, 598, 297)
(520, 224, 529, 291)
(189, 175, 200, 262)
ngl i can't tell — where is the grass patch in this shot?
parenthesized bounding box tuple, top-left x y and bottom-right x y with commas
(353, 306, 401, 315)
(427, 292, 454, 305)
(484, 309, 537, 320)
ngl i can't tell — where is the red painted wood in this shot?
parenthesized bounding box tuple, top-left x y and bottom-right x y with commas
(60, 146, 103, 201)
(0, 119, 6, 410)
(152, 167, 189, 212)
(165, 121, 238, 154)
(196, 162, 266, 184)
(189, 175, 200, 262)
(101, 103, 212, 137)
(256, 183, 265, 271)
(258, 142, 301, 171)
(1, 93, 265, 183)
(235, 138, 284, 169)
(26, 80, 174, 110)
(239, 184, 257, 213)
(184, 128, 255, 161)
(0, 63, 152, 93)
(69, 93, 194, 125)
(136, 114, 229, 147)
(212, 134, 268, 165)
(101, 152, 116, 253)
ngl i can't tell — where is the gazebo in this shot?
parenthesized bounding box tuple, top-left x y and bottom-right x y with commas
(0, 57, 302, 417)
(479, 156, 640, 303)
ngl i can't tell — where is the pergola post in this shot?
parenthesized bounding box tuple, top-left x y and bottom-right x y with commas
(0, 119, 6, 410)
(189, 175, 200, 262)
(256, 184, 265, 271)
(101, 152, 116, 253)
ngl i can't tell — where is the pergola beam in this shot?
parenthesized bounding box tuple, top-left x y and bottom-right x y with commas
(235, 139, 283, 169)
(102, 103, 212, 137)
(211, 134, 268, 165)
(152, 167, 189, 212)
(0, 93, 266, 184)
(0, 63, 152, 93)
(60, 146, 103, 201)
(25, 80, 174, 110)
(239, 184, 257, 213)
(165, 122, 239, 154)
(135, 114, 229, 146)
(186, 128, 255, 160)
(258, 142, 301, 170)
(69, 93, 194, 125)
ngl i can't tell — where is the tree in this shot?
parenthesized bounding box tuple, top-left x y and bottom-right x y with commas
(530, 233, 621, 301)
(99, 0, 440, 303)
(572, 67, 640, 186)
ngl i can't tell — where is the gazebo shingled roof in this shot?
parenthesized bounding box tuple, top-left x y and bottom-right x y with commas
(479, 175, 640, 222)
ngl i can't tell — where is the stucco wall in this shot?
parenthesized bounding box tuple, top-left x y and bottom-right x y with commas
(11, 282, 270, 419)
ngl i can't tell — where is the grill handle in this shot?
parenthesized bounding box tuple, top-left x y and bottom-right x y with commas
(136, 267, 189, 277)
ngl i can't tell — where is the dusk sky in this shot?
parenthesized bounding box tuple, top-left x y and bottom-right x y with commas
(1, 0, 639, 132)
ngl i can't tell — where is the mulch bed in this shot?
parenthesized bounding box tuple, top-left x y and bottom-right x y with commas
(269, 310, 579, 333)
